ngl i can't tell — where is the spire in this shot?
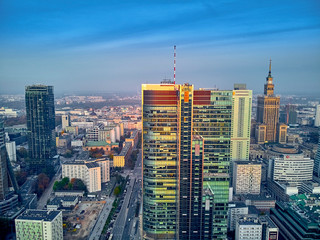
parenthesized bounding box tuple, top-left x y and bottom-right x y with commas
(268, 59, 272, 77)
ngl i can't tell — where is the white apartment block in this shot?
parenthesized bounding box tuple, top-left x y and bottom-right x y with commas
(233, 161, 262, 195)
(62, 161, 101, 192)
(15, 210, 63, 240)
(235, 217, 262, 240)
(228, 202, 249, 231)
(270, 154, 314, 187)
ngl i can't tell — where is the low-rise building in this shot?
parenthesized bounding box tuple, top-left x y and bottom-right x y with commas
(15, 210, 63, 240)
(228, 202, 249, 231)
(54, 190, 84, 197)
(270, 194, 320, 240)
(235, 216, 262, 240)
(113, 142, 132, 167)
(47, 196, 79, 210)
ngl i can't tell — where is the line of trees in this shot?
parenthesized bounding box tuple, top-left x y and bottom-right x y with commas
(53, 177, 87, 192)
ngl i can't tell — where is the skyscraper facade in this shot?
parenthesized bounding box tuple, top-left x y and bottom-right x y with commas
(314, 132, 320, 177)
(256, 62, 280, 143)
(0, 119, 9, 200)
(25, 85, 56, 171)
(231, 84, 252, 161)
(142, 83, 233, 239)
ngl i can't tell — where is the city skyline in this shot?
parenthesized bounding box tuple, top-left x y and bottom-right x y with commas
(1, 1, 320, 94)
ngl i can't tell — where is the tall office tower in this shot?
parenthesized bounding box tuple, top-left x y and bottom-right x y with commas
(142, 83, 233, 239)
(314, 133, 320, 177)
(256, 61, 280, 143)
(0, 119, 9, 200)
(285, 104, 297, 125)
(25, 85, 56, 171)
(231, 84, 252, 161)
(315, 104, 320, 127)
(61, 114, 70, 130)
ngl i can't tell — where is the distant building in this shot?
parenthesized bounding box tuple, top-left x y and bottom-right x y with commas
(315, 104, 320, 127)
(25, 85, 56, 170)
(61, 114, 70, 130)
(15, 210, 63, 240)
(0, 107, 19, 118)
(125, 130, 139, 149)
(285, 104, 297, 125)
(314, 132, 320, 177)
(235, 216, 262, 240)
(256, 124, 267, 144)
(256, 61, 280, 143)
(270, 194, 320, 240)
(233, 161, 261, 195)
(113, 142, 132, 167)
(277, 123, 287, 144)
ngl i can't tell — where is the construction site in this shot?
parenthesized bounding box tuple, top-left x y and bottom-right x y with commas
(63, 200, 105, 240)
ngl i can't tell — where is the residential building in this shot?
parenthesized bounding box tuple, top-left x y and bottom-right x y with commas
(256, 61, 280, 143)
(125, 130, 139, 149)
(270, 194, 320, 240)
(228, 202, 249, 231)
(113, 142, 132, 168)
(62, 161, 101, 192)
(15, 210, 63, 240)
(235, 216, 262, 240)
(25, 85, 56, 170)
(233, 161, 262, 195)
(231, 84, 252, 161)
(142, 83, 233, 239)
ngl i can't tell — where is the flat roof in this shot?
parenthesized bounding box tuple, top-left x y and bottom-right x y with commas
(16, 210, 60, 222)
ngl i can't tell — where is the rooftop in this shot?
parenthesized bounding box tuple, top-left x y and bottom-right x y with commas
(16, 210, 61, 221)
(86, 162, 99, 168)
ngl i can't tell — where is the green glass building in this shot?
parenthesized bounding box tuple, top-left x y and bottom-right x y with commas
(142, 83, 233, 239)
(25, 85, 56, 172)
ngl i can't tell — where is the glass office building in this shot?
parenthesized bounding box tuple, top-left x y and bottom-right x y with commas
(25, 85, 56, 171)
(142, 83, 233, 239)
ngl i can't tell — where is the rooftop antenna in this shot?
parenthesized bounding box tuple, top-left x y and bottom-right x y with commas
(174, 45, 176, 84)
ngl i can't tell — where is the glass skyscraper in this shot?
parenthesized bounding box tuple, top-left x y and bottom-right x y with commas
(25, 85, 56, 171)
(142, 83, 233, 239)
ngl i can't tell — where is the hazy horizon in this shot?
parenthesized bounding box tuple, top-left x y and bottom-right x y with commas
(1, 1, 320, 95)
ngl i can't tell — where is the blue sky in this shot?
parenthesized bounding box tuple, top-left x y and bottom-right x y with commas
(0, 0, 319, 94)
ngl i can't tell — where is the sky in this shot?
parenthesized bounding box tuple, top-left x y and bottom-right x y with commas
(0, 0, 320, 95)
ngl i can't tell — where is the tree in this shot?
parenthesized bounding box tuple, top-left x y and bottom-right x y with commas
(114, 186, 121, 196)
(17, 147, 28, 159)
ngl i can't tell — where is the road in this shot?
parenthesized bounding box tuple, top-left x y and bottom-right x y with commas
(112, 149, 142, 240)
(37, 165, 61, 209)
(88, 196, 115, 240)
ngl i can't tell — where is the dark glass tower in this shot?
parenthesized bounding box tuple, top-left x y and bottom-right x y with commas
(25, 85, 56, 171)
(142, 83, 232, 240)
(0, 119, 9, 200)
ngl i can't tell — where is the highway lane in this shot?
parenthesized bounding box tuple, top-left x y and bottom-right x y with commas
(88, 196, 115, 240)
(112, 149, 142, 240)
